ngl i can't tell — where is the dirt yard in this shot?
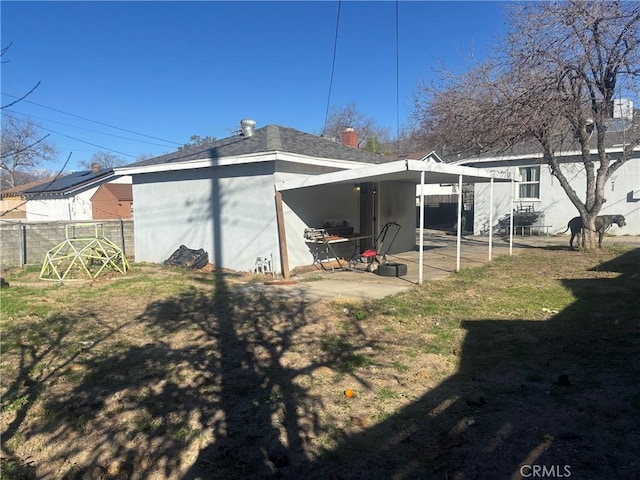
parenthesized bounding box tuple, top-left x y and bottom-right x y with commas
(1, 244, 639, 479)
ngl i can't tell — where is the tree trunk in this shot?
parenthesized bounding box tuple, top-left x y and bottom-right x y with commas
(581, 215, 597, 250)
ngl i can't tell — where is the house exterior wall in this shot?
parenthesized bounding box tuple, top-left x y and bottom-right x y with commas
(130, 161, 441, 273)
(26, 196, 84, 221)
(378, 181, 416, 253)
(280, 180, 416, 269)
(24, 176, 132, 222)
(0, 197, 27, 219)
(91, 186, 132, 219)
(132, 163, 282, 272)
(92, 197, 132, 219)
(281, 183, 361, 268)
(416, 183, 457, 201)
(26, 188, 98, 221)
(131, 161, 406, 274)
(92, 177, 132, 220)
(473, 157, 640, 236)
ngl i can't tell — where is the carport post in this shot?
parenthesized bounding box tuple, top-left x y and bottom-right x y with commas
(274, 190, 290, 279)
(456, 174, 463, 272)
(509, 178, 515, 255)
(418, 170, 425, 285)
(489, 178, 494, 260)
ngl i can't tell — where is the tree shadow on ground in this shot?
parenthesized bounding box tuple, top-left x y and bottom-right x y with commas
(0, 306, 141, 479)
(9, 268, 378, 479)
(3, 248, 638, 479)
(297, 247, 640, 479)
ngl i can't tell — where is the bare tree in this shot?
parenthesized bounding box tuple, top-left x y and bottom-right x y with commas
(79, 151, 126, 170)
(178, 134, 217, 150)
(322, 102, 391, 150)
(414, 0, 640, 248)
(1, 114, 57, 188)
(135, 153, 155, 162)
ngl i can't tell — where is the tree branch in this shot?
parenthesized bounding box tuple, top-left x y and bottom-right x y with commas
(1, 81, 41, 110)
(0, 134, 50, 161)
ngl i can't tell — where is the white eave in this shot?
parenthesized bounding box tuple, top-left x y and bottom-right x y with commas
(114, 151, 376, 176)
(456, 144, 640, 166)
(275, 159, 513, 192)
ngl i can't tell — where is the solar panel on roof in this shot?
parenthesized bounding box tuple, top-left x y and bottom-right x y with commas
(22, 170, 112, 195)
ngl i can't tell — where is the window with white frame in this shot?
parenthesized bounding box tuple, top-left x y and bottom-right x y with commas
(518, 166, 540, 199)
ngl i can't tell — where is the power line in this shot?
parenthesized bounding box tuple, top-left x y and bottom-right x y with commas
(36, 124, 138, 158)
(5, 109, 177, 149)
(396, 0, 401, 157)
(1, 93, 182, 145)
(323, 0, 342, 136)
(0, 133, 51, 160)
(4, 112, 139, 158)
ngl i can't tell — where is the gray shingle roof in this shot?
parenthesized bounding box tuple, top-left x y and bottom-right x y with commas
(124, 125, 391, 168)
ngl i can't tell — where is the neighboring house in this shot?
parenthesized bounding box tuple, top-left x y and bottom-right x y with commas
(115, 121, 509, 275)
(0, 177, 55, 219)
(402, 151, 473, 231)
(20, 164, 132, 221)
(91, 183, 133, 219)
(458, 113, 640, 236)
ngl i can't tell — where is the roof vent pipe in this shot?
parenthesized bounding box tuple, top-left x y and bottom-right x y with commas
(240, 119, 256, 137)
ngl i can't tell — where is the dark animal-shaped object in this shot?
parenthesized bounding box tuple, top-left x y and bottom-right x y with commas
(562, 214, 626, 248)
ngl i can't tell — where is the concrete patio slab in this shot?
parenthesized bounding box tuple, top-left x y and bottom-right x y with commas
(234, 230, 640, 302)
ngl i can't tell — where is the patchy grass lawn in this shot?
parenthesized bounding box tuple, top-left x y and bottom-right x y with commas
(1, 246, 639, 479)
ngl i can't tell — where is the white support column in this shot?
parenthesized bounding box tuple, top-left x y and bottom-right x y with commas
(418, 170, 425, 285)
(456, 174, 463, 272)
(489, 177, 494, 260)
(509, 178, 515, 255)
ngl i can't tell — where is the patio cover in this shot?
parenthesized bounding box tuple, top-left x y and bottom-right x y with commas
(275, 159, 511, 191)
(275, 159, 515, 284)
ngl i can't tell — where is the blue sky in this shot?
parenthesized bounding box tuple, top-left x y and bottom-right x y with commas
(1, 1, 508, 171)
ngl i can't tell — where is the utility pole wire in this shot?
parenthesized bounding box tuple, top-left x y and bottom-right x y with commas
(34, 125, 138, 158)
(323, 0, 341, 137)
(5, 114, 138, 158)
(395, 0, 400, 157)
(1, 133, 51, 160)
(1, 93, 182, 145)
(6, 109, 176, 149)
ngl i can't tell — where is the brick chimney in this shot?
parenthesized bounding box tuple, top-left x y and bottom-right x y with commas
(341, 127, 358, 148)
(91, 163, 101, 173)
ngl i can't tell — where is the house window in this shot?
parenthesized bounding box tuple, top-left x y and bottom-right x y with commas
(518, 166, 540, 199)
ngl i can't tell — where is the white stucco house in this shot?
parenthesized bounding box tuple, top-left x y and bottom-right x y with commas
(115, 122, 510, 276)
(458, 119, 640, 237)
(21, 164, 132, 221)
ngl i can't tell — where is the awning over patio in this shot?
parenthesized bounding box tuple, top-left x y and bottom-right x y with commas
(274, 159, 516, 284)
(275, 159, 513, 191)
